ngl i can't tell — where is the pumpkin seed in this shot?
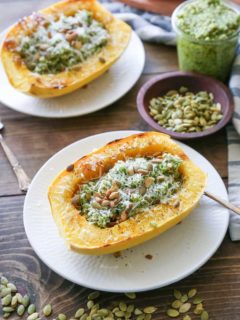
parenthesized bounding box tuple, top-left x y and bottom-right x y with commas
(7, 283, 17, 292)
(104, 317, 114, 320)
(112, 307, 120, 313)
(11, 295, 18, 308)
(166, 309, 179, 318)
(27, 312, 39, 320)
(75, 308, 85, 318)
(194, 303, 204, 315)
(115, 311, 125, 317)
(134, 308, 143, 315)
(16, 293, 23, 303)
(127, 304, 134, 313)
(171, 300, 182, 309)
(87, 300, 94, 309)
(124, 292, 136, 299)
(145, 314, 152, 320)
(173, 289, 182, 300)
(58, 316, 67, 320)
(193, 297, 204, 304)
(188, 289, 197, 298)
(88, 291, 100, 300)
(181, 294, 188, 303)
(80, 314, 87, 320)
(1, 276, 8, 285)
(43, 304, 52, 316)
(28, 304, 36, 315)
(136, 315, 145, 320)
(3, 307, 15, 312)
(179, 303, 191, 313)
(201, 311, 209, 320)
(97, 309, 109, 317)
(125, 311, 131, 319)
(2, 294, 12, 306)
(143, 306, 157, 314)
(92, 315, 101, 320)
(0, 288, 11, 298)
(17, 304, 25, 316)
(22, 295, 30, 307)
(3, 313, 11, 318)
(119, 302, 127, 312)
(183, 316, 191, 320)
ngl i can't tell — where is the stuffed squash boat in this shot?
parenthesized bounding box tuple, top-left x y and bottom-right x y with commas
(48, 132, 207, 255)
(1, 0, 131, 98)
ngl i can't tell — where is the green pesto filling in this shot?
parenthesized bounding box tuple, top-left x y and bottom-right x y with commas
(17, 10, 109, 74)
(73, 154, 183, 228)
(177, 0, 239, 41)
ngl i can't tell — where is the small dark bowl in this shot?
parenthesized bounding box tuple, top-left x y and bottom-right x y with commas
(137, 71, 233, 140)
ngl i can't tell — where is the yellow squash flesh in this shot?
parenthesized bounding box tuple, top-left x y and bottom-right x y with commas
(1, 0, 131, 98)
(48, 132, 207, 255)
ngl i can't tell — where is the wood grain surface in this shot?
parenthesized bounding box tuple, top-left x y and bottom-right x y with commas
(0, 1, 239, 320)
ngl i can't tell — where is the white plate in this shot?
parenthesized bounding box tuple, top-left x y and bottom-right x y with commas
(0, 30, 145, 118)
(23, 131, 229, 292)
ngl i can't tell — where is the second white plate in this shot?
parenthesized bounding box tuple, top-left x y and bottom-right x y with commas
(23, 131, 229, 292)
(0, 30, 145, 118)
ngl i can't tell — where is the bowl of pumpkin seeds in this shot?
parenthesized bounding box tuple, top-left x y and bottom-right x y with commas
(137, 71, 233, 140)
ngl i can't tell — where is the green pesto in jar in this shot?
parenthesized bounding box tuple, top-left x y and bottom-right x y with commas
(174, 0, 240, 82)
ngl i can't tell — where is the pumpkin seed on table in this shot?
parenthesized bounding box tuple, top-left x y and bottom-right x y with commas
(183, 316, 191, 320)
(3, 313, 11, 318)
(201, 311, 209, 320)
(145, 314, 152, 320)
(1, 294, 12, 306)
(7, 283, 17, 292)
(193, 297, 204, 304)
(143, 306, 157, 314)
(80, 314, 87, 320)
(173, 289, 182, 300)
(27, 312, 39, 320)
(28, 303, 36, 314)
(87, 300, 94, 309)
(134, 308, 143, 315)
(124, 292, 136, 299)
(16, 293, 23, 303)
(22, 294, 30, 307)
(75, 308, 85, 318)
(43, 304, 52, 316)
(180, 294, 188, 303)
(167, 308, 180, 318)
(17, 304, 26, 316)
(11, 295, 18, 308)
(1, 276, 9, 285)
(194, 303, 204, 315)
(127, 304, 134, 313)
(88, 291, 100, 300)
(0, 288, 11, 298)
(136, 314, 145, 320)
(188, 288, 197, 298)
(179, 303, 191, 313)
(171, 300, 182, 309)
(97, 308, 109, 316)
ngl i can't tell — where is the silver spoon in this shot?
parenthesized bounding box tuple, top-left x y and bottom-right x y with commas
(0, 120, 31, 192)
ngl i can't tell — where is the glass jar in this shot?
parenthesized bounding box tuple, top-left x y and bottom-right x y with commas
(172, 0, 239, 82)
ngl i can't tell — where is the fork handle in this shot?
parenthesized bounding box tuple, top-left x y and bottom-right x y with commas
(0, 134, 31, 192)
(204, 190, 240, 215)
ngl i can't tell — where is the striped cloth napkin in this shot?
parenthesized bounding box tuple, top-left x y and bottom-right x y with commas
(102, 0, 240, 241)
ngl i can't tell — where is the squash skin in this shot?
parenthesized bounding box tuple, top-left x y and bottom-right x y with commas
(48, 132, 207, 255)
(1, 0, 131, 98)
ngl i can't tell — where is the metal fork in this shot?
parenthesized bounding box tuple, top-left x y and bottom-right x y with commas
(0, 120, 31, 192)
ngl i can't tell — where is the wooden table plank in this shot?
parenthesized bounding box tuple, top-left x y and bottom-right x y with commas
(1, 195, 240, 320)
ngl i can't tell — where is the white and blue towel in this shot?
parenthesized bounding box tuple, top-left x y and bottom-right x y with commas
(101, 0, 240, 241)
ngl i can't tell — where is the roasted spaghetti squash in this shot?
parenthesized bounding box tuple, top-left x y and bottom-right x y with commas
(48, 132, 207, 255)
(1, 0, 131, 98)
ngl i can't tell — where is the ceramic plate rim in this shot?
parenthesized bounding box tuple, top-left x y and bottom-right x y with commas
(23, 130, 229, 292)
(0, 29, 145, 118)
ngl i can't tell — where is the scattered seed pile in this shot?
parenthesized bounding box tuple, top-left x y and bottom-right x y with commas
(149, 87, 223, 133)
(0, 275, 209, 320)
(166, 289, 209, 319)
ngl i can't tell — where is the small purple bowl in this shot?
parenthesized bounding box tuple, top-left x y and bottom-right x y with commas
(137, 71, 234, 140)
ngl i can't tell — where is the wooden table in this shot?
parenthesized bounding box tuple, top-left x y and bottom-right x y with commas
(0, 1, 239, 320)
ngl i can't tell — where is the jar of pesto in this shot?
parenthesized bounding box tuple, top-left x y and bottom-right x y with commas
(172, 0, 240, 82)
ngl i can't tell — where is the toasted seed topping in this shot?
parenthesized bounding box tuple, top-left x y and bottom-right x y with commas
(167, 308, 180, 318)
